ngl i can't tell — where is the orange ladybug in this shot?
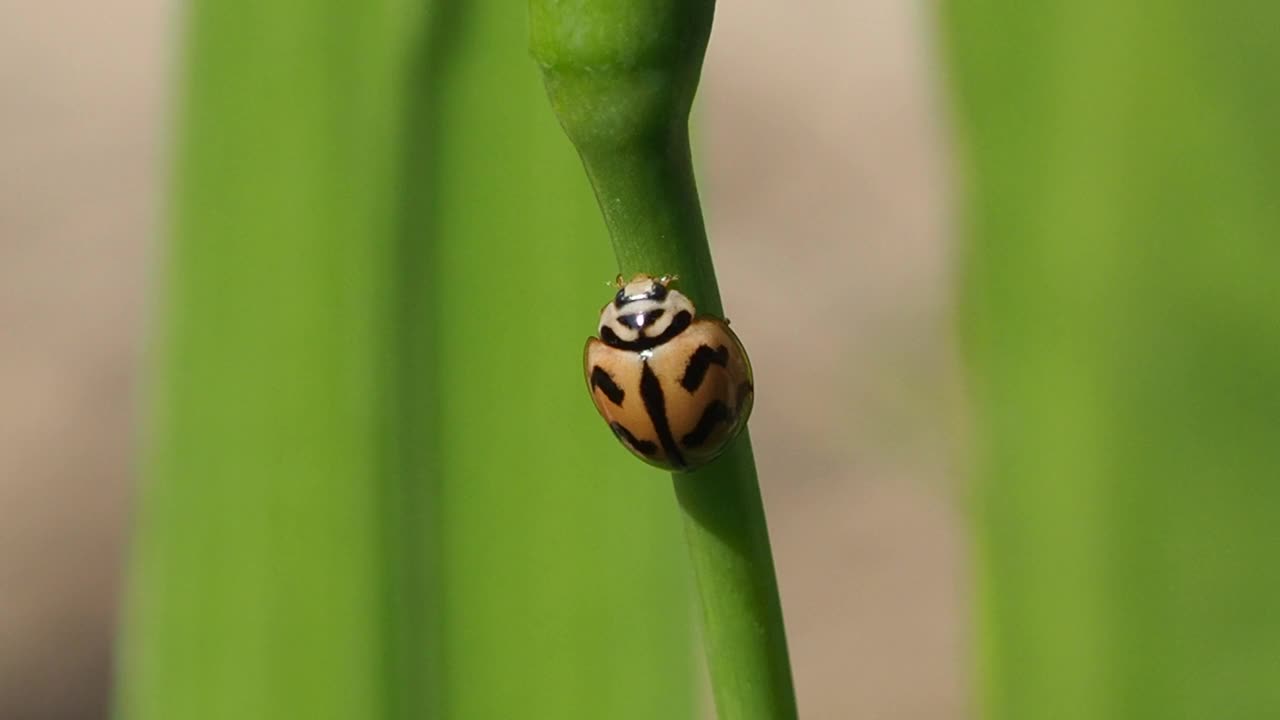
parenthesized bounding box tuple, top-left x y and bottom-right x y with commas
(584, 274, 754, 472)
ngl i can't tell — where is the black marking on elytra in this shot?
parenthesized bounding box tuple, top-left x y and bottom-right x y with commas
(610, 422, 658, 457)
(590, 366, 625, 406)
(616, 308, 665, 331)
(639, 362, 686, 468)
(614, 281, 669, 308)
(735, 380, 754, 414)
(679, 344, 729, 393)
(681, 400, 732, 449)
(602, 310, 691, 351)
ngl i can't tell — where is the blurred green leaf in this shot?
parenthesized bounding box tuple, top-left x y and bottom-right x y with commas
(118, 1, 693, 718)
(118, 2, 416, 717)
(945, 3, 1280, 719)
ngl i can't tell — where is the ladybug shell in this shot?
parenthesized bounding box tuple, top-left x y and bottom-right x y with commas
(584, 317, 754, 472)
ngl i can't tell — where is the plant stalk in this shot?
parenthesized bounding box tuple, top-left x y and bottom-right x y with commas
(530, 2, 798, 718)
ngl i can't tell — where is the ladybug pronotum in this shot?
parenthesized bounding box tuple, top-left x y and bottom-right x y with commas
(584, 273, 754, 472)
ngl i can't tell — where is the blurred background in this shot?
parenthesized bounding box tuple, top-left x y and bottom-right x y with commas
(5, 1, 1276, 719)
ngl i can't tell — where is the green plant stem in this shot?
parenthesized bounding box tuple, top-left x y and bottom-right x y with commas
(530, 3, 797, 718)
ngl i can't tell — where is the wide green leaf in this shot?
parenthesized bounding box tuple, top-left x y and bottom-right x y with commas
(945, 3, 1280, 718)
(118, 2, 693, 718)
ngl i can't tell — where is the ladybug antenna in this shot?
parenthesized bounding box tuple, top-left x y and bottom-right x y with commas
(612, 274, 625, 288)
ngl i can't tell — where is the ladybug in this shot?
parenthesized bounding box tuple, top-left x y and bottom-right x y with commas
(584, 273, 754, 472)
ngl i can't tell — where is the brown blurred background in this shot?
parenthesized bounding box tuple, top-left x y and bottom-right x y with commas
(0, 2, 963, 718)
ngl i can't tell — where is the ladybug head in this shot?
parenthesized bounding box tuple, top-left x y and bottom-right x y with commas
(598, 274, 695, 350)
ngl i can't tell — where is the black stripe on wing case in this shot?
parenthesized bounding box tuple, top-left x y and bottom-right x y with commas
(681, 400, 732, 449)
(735, 380, 754, 413)
(679, 344, 729, 393)
(610, 422, 658, 457)
(639, 362, 686, 468)
(589, 366, 625, 406)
